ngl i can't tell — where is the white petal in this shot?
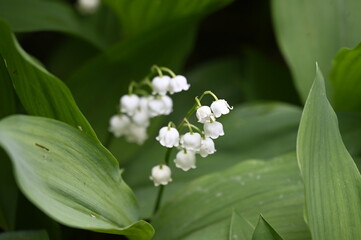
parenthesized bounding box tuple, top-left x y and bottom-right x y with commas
(152, 76, 171, 95)
(120, 94, 140, 116)
(174, 150, 196, 171)
(150, 165, 172, 186)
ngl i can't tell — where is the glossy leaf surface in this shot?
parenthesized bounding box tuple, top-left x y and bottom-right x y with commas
(0, 115, 154, 240)
(297, 66, 361, 239)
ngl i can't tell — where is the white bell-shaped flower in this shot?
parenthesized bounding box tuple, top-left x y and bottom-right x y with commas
(168, 75, 190, 94)
(196, 106, 215, 123)
(120, 94, 140, 116)
(210, 99, 233, 118)
(152, 76, 171, 95)
(174, 150, 196, 171)
(132, 97, 150, 127)
(180, 132, 202, 151)
(77, 0, 100, 14)
(149, 165, 172, 186)
(132, 110, 150, 127)
(108, 114, 131, 137)
(198, 137, 216, 157)
(125, 124, 148, 145)
(156, 126, 180, 148)
(148, 95, 173, 117)
(204, 121, 224, 139)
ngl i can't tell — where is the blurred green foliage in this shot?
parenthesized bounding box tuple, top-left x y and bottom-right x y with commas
(0, 0, 361, 239)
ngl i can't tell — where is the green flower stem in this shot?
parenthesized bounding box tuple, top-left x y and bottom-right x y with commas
(128, 81, 138, 94)
(183, 118, 193, 133)
(152, 147, 173, 215)
(151, 65, 163, 77)
(160, 67, 177, 78)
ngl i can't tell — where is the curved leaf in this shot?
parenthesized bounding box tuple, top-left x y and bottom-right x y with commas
(297, 66, 361, 239)
(152, 154, 310, 240)
(330, 42, 361, 112)
(272, 0, 361, 101)
(0, 19, 98, 142)
(0, 115, 154, 240)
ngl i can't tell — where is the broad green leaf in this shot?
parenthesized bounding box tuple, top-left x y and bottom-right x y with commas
(0, 56, 15, 119)
(330, 42, 361, 112)
(229, 211, 254, 240)
(0, 20, 98, 142)
(297, 66, 361, 239)
(152, 154, 310, 240)
(0, 230, 48, 240)
(272, 0, 361, 101)
(0, 115, 154, 240)
(103, 0, 232, 38)
(252, 216, 283, 240)
(0, 0, 112, 49)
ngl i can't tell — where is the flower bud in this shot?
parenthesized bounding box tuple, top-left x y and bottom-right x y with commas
(150, 165, 172, 186)
(204, 121, 224, 139)
(180, 132, 202, 151)
(156, 127, 180, 148)
(168, 75, 190, 94)
(198, 137, 216, 157)
(152, 76, 171, 95)
(210, 99, 233, 118)
(174, 150, 196, 171)
(148, 95, 173, 117)
(120, 94, 140, 116)
(108, 114, 131, 137)
(196, 106, 215, 123)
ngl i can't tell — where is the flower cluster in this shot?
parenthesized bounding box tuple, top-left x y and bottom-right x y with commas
(150, 91, 233, 186)
(109, 66, 190, 145)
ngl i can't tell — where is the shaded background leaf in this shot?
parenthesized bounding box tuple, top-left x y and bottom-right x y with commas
(0, 230, 49, 240)
(272, 0, 361, 101)
(0, 0, 116, 49)
(330, 42, 361, 112)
